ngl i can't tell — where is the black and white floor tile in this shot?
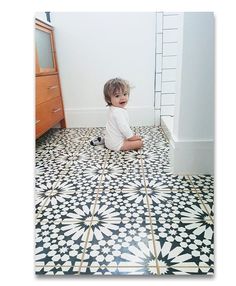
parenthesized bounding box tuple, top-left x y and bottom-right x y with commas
(35, 126, 214, 275)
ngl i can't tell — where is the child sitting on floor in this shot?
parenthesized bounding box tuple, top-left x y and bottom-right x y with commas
(90, 78, 143, 151)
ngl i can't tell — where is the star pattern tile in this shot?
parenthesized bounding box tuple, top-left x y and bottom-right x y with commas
(35, 127, 214, 275)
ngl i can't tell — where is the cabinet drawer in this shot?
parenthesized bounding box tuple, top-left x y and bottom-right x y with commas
(36, 75, 61, 105)
(36, 97, 64, 137)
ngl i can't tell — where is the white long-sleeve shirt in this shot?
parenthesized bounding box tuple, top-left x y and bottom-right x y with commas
(104, 106, 134, 151)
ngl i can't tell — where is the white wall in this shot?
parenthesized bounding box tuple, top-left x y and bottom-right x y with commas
(50, 12, 156, 127)
(168, 12, 214, 175)
(174, 12, 214, 141)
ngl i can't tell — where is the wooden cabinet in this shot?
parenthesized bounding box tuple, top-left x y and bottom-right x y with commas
(35, 19, 66, 139)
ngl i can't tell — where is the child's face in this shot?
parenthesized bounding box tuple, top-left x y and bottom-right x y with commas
(110, 89, 129, 108)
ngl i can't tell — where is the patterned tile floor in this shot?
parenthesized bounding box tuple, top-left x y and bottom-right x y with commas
(35, 126, 214, 275)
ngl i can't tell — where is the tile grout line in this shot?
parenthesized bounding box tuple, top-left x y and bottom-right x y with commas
(187, 175, 214, 224)
(90, 150, 111, 219)
(37, 217, 213, 223)
(69, 127, 100, 273)
(71, 128, 93, 158)
(138, 148, 161, 275)
(36, 265, 214, 271)
(77, 148, 110, 274)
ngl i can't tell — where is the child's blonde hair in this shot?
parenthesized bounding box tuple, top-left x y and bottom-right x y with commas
(104, 78, 130, 106)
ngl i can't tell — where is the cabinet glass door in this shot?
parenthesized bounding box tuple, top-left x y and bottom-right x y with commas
(35, 27, 56, 73)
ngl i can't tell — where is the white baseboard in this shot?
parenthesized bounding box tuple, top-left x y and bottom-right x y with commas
(65, 106, 155, 127)
(161, 116, 214, 175)
(161, 115, 174, 138)
(169, 139, 214, 175)
(65, 108, 106, 127)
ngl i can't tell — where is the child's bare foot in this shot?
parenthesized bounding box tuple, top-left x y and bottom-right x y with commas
(120, 139, 143, 151)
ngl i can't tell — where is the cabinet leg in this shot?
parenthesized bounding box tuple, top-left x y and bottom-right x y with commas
(60, 118, 66, 128)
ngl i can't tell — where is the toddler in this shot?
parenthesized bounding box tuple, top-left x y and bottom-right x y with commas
(91, 78, 143, 151)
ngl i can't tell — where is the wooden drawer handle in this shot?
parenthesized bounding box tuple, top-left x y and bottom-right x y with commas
(36, 120, 40, 124)
(52, 108, 62, 113)
(48, 85, 58, 90)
